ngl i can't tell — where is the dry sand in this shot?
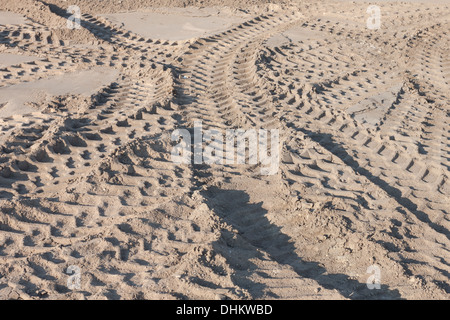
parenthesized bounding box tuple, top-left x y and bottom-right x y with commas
(0, 0, 448, 300)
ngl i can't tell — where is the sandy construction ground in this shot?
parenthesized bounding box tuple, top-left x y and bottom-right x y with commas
(0, 0, 448, 300)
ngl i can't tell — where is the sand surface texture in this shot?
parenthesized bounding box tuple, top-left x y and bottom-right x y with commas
(0, 0, 448, 300)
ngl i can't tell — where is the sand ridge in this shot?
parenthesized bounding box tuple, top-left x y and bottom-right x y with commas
(0, 0, 448, 300)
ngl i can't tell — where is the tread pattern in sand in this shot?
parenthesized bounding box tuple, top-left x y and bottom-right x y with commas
(0, 1, 449, 299)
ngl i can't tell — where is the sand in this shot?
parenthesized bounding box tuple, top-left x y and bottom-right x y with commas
(0, 53, 37, 68)
(101, 8, 250, 41)
(0, 0, 448, 300)
(0, 11, 28, 26)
